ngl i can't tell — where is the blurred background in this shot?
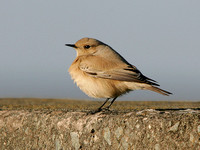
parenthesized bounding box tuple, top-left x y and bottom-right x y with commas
(0, 1, 199, 101)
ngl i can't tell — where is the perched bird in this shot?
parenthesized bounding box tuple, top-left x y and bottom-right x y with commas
(66, 37, 172, 112)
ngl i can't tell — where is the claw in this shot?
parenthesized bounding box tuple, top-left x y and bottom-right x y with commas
(87, 108, 102, 114)
(102, 107, 110, 111)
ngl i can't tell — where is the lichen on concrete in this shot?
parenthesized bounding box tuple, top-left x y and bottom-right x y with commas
(103, 127, 111, 145)
(115, 127, 123, 139)
(197, 125, 200, 134)
(169, 121, 180, 132)
(70, 132, 80, 150)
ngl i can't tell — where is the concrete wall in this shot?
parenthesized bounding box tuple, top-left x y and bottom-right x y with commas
(0, 109, 200, 149)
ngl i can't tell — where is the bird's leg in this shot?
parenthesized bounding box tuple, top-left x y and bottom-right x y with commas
(90, 97, 118, 114)
(88, 98, 110, 114)
(96, 98, 110, 111)
(104, 97, 118, 110)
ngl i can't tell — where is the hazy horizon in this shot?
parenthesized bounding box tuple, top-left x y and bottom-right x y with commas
(0, 1, 199, 101)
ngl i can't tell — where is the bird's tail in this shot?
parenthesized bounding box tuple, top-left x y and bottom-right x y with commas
(145, 86, 172, 96)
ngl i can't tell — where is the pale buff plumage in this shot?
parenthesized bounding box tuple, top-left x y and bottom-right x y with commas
(66, 37, 172, 111)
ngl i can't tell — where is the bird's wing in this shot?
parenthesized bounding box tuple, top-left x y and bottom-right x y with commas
(79, 56, 159, 86)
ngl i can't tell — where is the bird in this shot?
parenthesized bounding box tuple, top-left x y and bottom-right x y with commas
(65, 37, 172, 112)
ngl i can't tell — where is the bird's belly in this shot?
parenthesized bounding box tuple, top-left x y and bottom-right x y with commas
(69, 69, 131, 98)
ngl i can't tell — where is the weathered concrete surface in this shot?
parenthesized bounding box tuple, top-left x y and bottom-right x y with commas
(0, 109, 200, 150)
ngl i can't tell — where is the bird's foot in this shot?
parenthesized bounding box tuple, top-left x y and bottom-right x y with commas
(87, 108, 102, 114)
(102, 107, 110, 111)
(87, 107, 111, 115)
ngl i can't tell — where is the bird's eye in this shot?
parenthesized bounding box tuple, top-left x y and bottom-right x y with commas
(84, 45, 91, 49)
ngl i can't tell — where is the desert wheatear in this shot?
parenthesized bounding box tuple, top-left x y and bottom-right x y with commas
(66, 38, 172, 112)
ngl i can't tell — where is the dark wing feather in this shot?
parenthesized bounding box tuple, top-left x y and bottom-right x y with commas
(80, 63, 159, 86)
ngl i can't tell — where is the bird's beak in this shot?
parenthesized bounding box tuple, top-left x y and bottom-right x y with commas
(65, 44, 77, 48)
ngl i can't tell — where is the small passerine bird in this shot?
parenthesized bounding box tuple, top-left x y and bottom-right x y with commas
(66, 37, 172, 112)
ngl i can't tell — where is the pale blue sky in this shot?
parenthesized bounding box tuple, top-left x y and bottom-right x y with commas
(0, 1, 199, 101)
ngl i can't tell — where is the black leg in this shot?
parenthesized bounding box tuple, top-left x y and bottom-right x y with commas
(89, 97, 118, 114)
(97, 98, 110, 111)
(89, 98, 110, 114)
(105, 97, 118, 109)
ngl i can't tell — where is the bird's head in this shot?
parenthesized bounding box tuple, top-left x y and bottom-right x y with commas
(65, 37, 107, 56)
